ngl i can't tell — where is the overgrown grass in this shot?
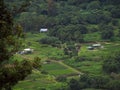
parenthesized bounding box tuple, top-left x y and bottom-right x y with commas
(64, 42, 120, 75)
(13, 33, 76, 90)
(43, 62, 66, 70)
(16, 33, 64, 60)
(64, 59, 103, 75)
(14, 33, 120, 90)
(42, 62, 76, 76)
(13, 72, 67, 90)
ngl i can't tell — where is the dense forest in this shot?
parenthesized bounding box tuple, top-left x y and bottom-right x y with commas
(5, 0, 120, 43)
(1, 0, 120, 90)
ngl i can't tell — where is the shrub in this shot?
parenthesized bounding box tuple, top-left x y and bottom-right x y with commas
(87, 1, 101, 10)
(74, 56, 86, 62)
(79, 74, 110, 89)
(103, 59, 120, 73)
(106, 80, 120, 90)
(56, 76, 67, 82)
(68, 79, 81, 90)
(41, 70, 48, 74)
(103, 51, 120, 73)
(100, 25, 114, 40)
(39, 36, 61, 47)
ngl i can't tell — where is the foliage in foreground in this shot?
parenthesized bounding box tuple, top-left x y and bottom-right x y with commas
(0, 1, 41, 90)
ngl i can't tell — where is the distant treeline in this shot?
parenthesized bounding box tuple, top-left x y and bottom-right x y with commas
(5, 0, 120, 42)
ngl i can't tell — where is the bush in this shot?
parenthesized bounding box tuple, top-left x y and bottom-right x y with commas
(103, 59, 120, 73)
(74, 56, 86, 62)
(56, 76, 67, 82)
(41, 70, 48, 74)
(111, 6, 120, 18)
(68, 79, 81, 90)
(89, 27, 99, 33)
(106, 80, 120, 90)
(102, 52, 120, 73)
(64, 45, 79, 57)
(79, 74, 110, 89)
(39, 36, 61, 47)
(112, 19, 119, 26)
(87, 1, 101, 10)
(100, 25, 114, 40)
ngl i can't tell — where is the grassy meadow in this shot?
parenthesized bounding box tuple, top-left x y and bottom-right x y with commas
(42, 62, 76, 76)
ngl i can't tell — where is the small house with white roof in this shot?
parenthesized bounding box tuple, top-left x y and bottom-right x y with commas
(40, 28, 48, 32)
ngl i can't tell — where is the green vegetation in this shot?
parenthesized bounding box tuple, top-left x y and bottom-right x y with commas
(42, 62, 75, 76)
(13, 33, 120, 90)
(2, 0, 120, 90)
(13, 72, 67, 90)
(0, 1, 40, 90)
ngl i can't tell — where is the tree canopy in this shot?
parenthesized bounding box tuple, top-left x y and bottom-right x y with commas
(0, 0, 40, 89)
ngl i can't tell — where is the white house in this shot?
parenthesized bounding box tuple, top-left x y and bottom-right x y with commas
(24, 48, 33, 52)
(87, 44, 102, 50)
(17, 48, 34, 55)
(40, 28, 48, 32)
(87, 46, 94, 50)
(92, 44, 101, 47)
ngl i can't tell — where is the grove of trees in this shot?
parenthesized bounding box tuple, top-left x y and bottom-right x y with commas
(5, 0, 120, 43)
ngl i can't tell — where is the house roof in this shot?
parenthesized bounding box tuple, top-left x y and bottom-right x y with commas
(24, 48, 33, 51)
(87, 46, 94, 50)
(92, 44, 101, 47)
(40, 28, 48, 32)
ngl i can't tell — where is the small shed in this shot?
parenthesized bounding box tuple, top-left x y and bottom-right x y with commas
(18, 48, 34, 55)
(92, 44, 101, 48)
(87, 46, 94, 50)
(40, 28, 48, 32)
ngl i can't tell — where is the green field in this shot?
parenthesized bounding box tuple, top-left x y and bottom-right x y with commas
(13, 71, 67, 90)
(13, 33, 120, 90)
(13, 33, 80, 90)
(42, 62, 76, 76)
(64, 42, 120, 75)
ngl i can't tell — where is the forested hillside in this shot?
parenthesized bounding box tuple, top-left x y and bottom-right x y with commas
(3, 0, 120, 90)
(5, 0, 120, 43)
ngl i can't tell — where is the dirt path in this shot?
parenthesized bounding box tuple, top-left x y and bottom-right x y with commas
(51, 60, 83, 75)
(22, 56, 83, 75)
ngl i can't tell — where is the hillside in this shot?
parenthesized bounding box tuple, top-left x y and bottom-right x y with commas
(5, 0, 120, 42)
(3, 0, 120, 90)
